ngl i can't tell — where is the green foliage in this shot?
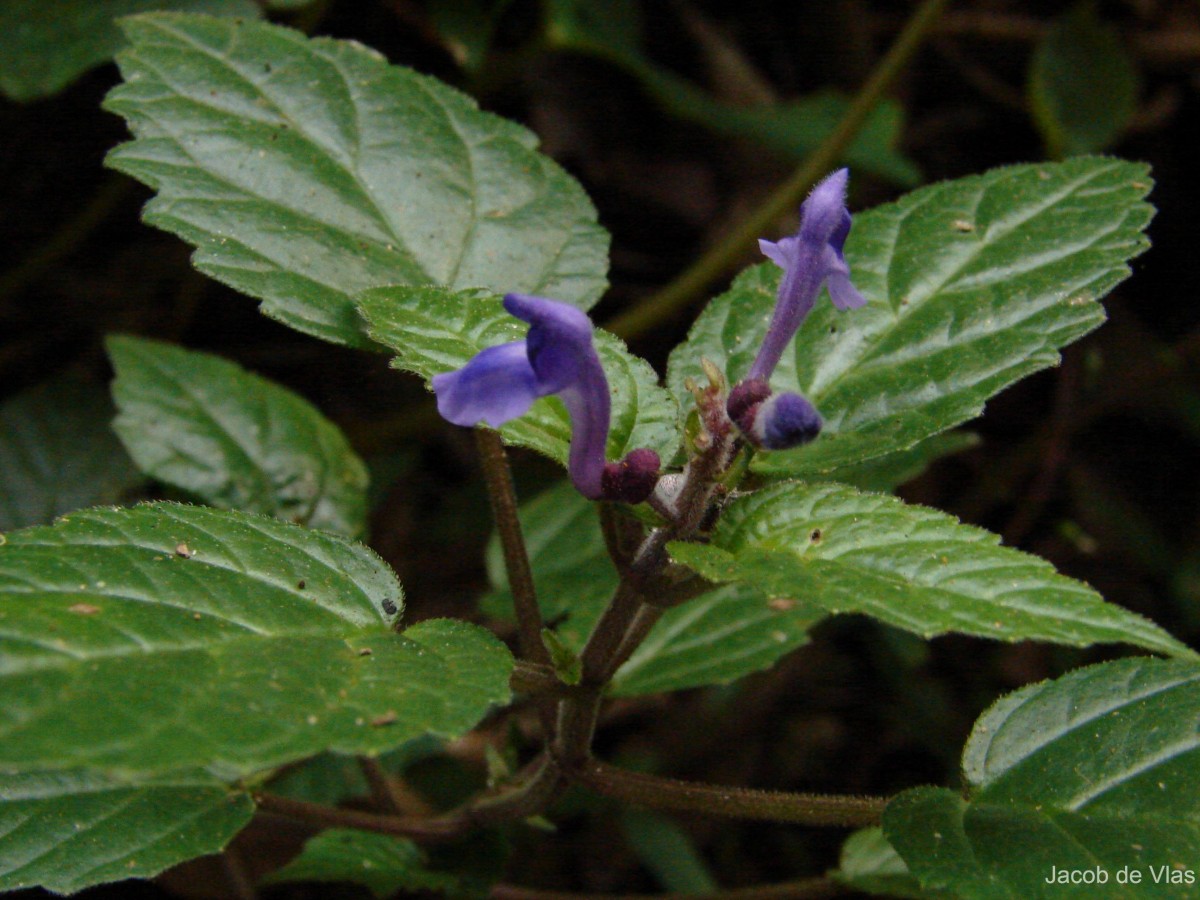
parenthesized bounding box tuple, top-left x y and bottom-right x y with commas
(0, 377, 141, 532)
(1029, 5, 1140, 158)
(622, 810, 717, 893)
(483, 481, 824, 695)
(358, 287, 682, 465)
(831, 827, 927, 899)
(885, 658, 1200, 898)
(108, 335, 369, 537)
(0, 769, 253, 894)
(544, 0, 920, 185)
(427, 0, 514, 73)
(263, 828, 458, 898)
(0, 503, 511, 775)
(814, 431, 979, 494)
(668, 158, 1153, 477)
(668, 481, 1191, 656)
(103, 13, 609, 348)
(0, 0, 259, 101)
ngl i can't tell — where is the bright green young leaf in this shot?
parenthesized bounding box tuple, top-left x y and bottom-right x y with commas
(668, 158, 1153, 476)
(103, 13, 608, 348)
(0, 0, 259, 101)
(108, 335, 369, 537)
(0, 377, 141, 532)
(885, 658, 1200, 899)
(544, 0, 919, 185)
(482, 481, 824, 695)
(0, 769, 253, 895)
(0, 503, 511, 776)
(263, 828, 458, 898)
(358, 287, 681, 465)
(668, 481, 1191, 656)
(1030, 5, 1139, 159)
(830, 827, 927, 899)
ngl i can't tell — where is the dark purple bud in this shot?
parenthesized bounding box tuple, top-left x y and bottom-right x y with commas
(726, 378, 772, 435)
(601, 448, 661, 504)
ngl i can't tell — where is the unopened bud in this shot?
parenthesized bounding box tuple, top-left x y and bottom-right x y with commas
(601, 448, 661, 503)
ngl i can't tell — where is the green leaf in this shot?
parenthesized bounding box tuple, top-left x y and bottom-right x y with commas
(816, 431, 979, 495)
(545, 1, 919, 186)
(885, 658, 1200, 899)
(831, 827, 928, 899)
(0, 503, 511, 775)
(0, 769, 253, 894)
(668, 481, 1191, 656)
(103, 13, 608, 348)
(0, 0, 260, 101)
(0, 377, 141, 532)
(263, 828, 457, 898)
(428, 0, 514, 73)
(668, 158, 1153, 476)
(611, 583, 822, 697)
(359, 287, 681, 465)
(1030, 5, 1140, 159)
(622, 810, 717, 894)
(108, 335, 369, 537)
(482, 481, 824, 695)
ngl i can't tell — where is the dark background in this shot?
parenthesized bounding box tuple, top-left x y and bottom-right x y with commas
(3, 1, 1200, 896)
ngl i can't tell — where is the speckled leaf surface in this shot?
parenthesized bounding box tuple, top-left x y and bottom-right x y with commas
(109, 335, 369, 537)
(0, 769, 252, 894)
(885, 658, 1200, 899)
(669, 481, 1189, 656)
(0, 503, 511, 776)
(668, 158, 1153, 477)
(104, 13, 608, 347)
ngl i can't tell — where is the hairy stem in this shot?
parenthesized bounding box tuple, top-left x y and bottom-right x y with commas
(578, 760, 888, 828)
(475, 429, 552, 670)
(252, 792, 469, 841)
(605, 0, 953, 340)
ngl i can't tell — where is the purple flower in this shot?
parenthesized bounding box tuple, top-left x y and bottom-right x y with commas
(747, 168, 867, 384)
(727, 379, 822, 451)
(432, 294, 660, 502)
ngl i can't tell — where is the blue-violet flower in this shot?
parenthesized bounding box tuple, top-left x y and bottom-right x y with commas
(432, 294, 660, 503)
(728, 169, 866, 452)
(748, 167, 867, 384)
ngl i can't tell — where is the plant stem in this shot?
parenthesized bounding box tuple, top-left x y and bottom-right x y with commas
(604, 0, 953, 340)
(252, 792, 469, 841)
(577, 760, 888, 828)
(475, 429, 553, 670)
(358, 756, 406, 814)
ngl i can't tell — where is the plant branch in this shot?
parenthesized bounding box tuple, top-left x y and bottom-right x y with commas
(577, 760, 888, 828)
(475, 429, 553, 670)
(605, 0, 953, 340)
(252, 792, 469, 841)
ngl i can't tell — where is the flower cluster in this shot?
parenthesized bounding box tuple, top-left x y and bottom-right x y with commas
(432, 294, 660, 503)
(432, 169, 865, 498)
